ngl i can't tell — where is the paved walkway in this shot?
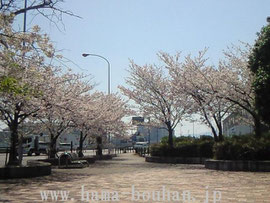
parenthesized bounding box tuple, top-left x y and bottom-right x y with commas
(1, 153, 270, 202)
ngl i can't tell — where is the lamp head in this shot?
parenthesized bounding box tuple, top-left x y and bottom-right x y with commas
(82, 53, 90, 57)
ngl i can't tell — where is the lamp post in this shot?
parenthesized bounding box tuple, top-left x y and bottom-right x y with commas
(147, 117, 151, 145)
(156, 127, 159, 143)
(82, 53, 111, 94)
(23, 0, 27, 33)
(193, 119, 195, 137)
(82, 53, 111, 154)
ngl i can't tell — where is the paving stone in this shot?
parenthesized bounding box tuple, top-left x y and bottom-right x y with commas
(0, 153, 270, 202)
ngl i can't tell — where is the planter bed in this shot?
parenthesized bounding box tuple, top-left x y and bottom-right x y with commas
(39, 156, 96, 166)
(0, 161, 51, 179)
(145, 156, 206, 164)
(80, 156, 95, 164)
(205, 159, 270, 172)
(93, 154, 115, 160)
(38, 158, 59, 165)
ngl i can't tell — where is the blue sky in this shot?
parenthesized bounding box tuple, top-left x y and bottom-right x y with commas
(15, 0, 270, 135)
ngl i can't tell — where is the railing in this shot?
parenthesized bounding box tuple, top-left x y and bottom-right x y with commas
(0, 147, 10, 166)
(71, 146, 135, 156)
(0, 147, 9, 153)
(135, 147, 150, 157)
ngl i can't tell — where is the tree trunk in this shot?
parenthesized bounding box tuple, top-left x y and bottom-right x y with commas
(78, 131, 84, 157)
(254, 115, 262, 138)
(218, 127, 224, 142)
(96, 136, 103, 156)
(7, 120, 19, 166)
(213, 114, 224, 142)
(209, 125, 219, 142)
(202, 108, 219, 142)
(166, 121, 174, 148)
(49, 135, 57, 159)
(217, 120, 223, 142)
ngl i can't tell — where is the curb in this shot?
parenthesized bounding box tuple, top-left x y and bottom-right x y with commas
(205, 159, 270, 172)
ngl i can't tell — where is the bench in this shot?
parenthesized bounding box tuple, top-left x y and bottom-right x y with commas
(58, 152, 89, 168)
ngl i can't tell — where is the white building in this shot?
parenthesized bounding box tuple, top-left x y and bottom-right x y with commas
(0, 130, 10, 148)
(223, 110, 253, 136)
(58, 130, 95, 148)
(136, 125, 170, 144)
(132, 117, 172, 144)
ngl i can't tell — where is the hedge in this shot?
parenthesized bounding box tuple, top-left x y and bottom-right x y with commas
(213, 133, 270, 160)
(150, 136, 214, 158)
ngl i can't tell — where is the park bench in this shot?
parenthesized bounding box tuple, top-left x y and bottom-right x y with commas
(58, 152, 89, 168)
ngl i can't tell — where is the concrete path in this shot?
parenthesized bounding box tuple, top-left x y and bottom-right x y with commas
(0, 153, 270, 202)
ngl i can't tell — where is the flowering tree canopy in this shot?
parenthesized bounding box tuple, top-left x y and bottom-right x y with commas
(165, 50, 232, 141)
(125, 44, 263, 142)
(36, 72, 94, 158)
(119, 58, 189, 148)
(0, 14, 59, 165)
(167, 44, 263, 138)
(217, 44, 264, 136)
(71, 92, 131, 157)
(0, 0, 79, 21)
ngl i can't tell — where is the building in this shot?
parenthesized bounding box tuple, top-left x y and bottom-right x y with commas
(131, 117, 172, 144)
(0, 130, 10, 148)
(223, 110, 253, 136)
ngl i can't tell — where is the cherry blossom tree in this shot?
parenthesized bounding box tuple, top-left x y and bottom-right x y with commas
(217, 44, 263, 137)
(163, 51, 232, 142)
(0, 0, 79, 22)
(100, 93, 131, 135)
(70, 92, 105, 157)
(0, 14, 58, 165)
(119, 59, 189, 148)
(36, 72, 94, 158)
(71, 92, 131, 157)
(168, 45, 262, 138)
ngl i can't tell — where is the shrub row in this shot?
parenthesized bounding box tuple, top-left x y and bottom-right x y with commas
(213, 133, 270, 160)
(150, 136, 214, 158)
(150, 133, 270, 160)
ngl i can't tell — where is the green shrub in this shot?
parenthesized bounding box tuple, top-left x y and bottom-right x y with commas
(160, 136, 197, 145)
(150, 143, 176, 157)
(199, 141, 214, 158)
(150, 136, 214, 158)
(154, 133, 270, 160)
(213, 140, 241, 160)
(199, 135, 214, 142)
(213, 133, 270, 160)
(175, 136, 195, 143)
(175, 142, 199, 157)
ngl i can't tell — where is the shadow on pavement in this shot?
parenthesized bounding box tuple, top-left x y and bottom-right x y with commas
(0, 170, 87, 192)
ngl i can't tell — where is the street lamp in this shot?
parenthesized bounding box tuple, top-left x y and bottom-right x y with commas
(82, 53, 111, 94)
(82, 53, 111, 154)
(267, 17, 270, 23)
(23, 0, 27, 33)
(147, 117, 151, 145)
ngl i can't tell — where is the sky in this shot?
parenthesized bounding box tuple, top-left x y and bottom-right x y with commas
(12, 0, 270, 136)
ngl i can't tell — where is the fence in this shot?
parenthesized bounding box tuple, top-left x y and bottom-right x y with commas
(135, 147, 150, 157)
(0, 147, 10, 166)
